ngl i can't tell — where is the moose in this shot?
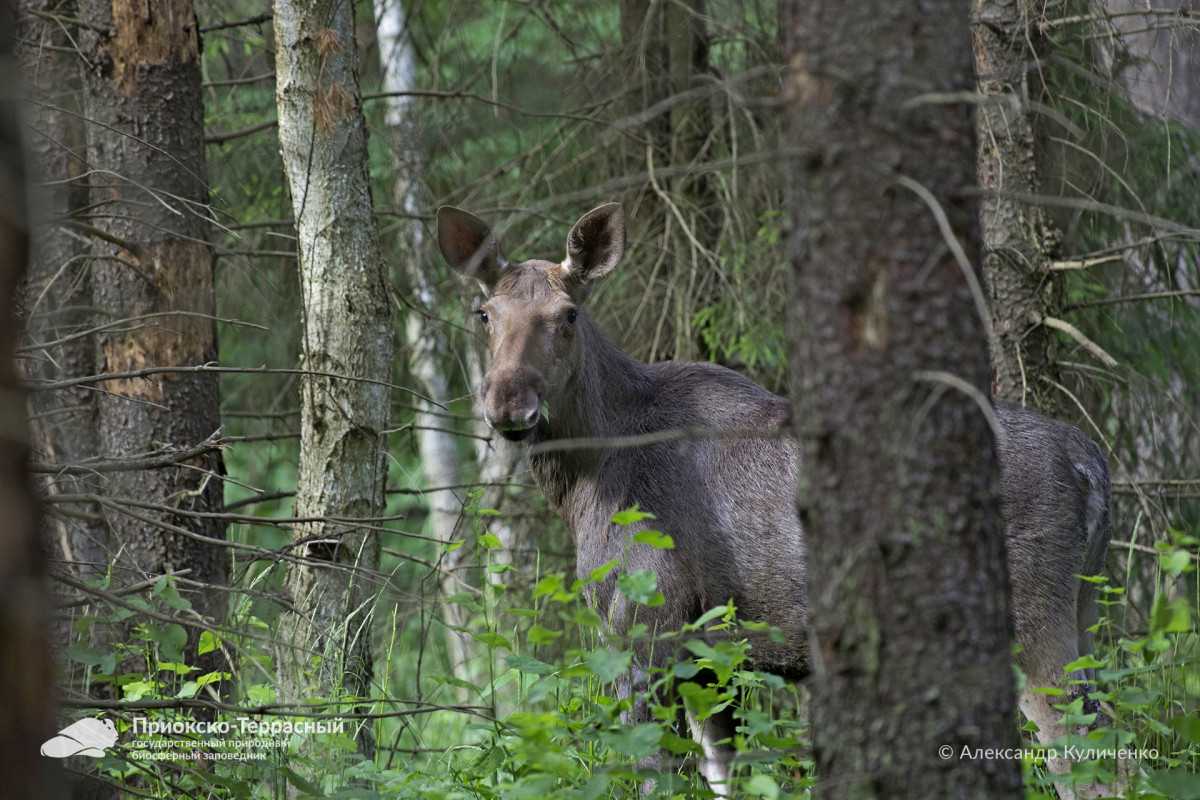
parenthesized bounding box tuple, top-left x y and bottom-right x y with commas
(437, 203, 1113, 798)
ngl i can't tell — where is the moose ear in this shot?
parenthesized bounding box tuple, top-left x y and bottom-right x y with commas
(437, 206, 505, 289)
(562, 203, 624, 288)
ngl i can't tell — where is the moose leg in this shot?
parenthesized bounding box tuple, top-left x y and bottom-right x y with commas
(1018, 613, 1113, 800)
(685, 705, 736, 798)
(617, 663, 669, 795)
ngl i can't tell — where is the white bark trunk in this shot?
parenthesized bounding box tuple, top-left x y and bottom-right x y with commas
(373, 0, 477, 700)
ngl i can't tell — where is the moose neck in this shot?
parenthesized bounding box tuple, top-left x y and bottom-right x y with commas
(528, 311, 651, 503)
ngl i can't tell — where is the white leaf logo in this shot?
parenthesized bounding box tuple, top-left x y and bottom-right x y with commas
(40, 718, 118, 758)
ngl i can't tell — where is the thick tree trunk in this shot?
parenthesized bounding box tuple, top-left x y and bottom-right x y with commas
(0, 9, 57, 794)
(77, 0, 227, 633)
(785, 0, 1023, 797)
(17, 0, 109, 584)
(274, 0, 394, 759)
(973, 0, 1065, 408)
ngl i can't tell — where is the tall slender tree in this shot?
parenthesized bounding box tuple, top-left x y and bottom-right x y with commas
(274, 0, 394, 757)
(786, 0, 1024, 796)
(373, 0, 474, 697)
(77, 0, 227, 637)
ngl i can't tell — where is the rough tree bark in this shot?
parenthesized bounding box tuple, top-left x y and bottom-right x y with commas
(274, 0, 394, 758)
(786, 0, 1024, 796)
(77, 0, 227, 632)
(17, 0, 109, 585)
(0, 8, 56, 794)
(973, 0, 1066, 408)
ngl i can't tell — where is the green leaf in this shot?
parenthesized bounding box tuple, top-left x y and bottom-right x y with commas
(473, 631, 512, 650)
(617, 569, 659, 605)
(156, 661, 197, 675)
(67, 644, 116, 675)
(527, 624, 562, 645)
(632, 529, 674, 549)
(1062, 654, 1106, 674)
(690, 605, 729, 629)
(745, 774, 781, 799)
(122, 679, 157, 701)
(196, 670, 229, 689)
(478, 532, 503, 549)
(197, 630, 220, 656)
(532, 573, 564, 599)
(1160, 549, 1192, 578)
(660, 730, 703, 755)
(585, 647, 631, 683)
(146, 623, 187, 662)
(601, 723, 661, 758)
(1151, 595, 1192, 634)
(611, 505, 655, 526)
(153, 577, 192, 611)
(587, 559, 619, 584)
(506, 654, 554, 675)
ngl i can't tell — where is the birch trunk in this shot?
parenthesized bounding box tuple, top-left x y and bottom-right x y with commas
(786, 0, 1023, 794)
(372, 0, 473, 698)
(274, 0, 394, 758)
(973, 0, 1065, 408)
(77, 0, 227, 634)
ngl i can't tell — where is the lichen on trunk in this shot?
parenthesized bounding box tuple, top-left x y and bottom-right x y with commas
(973, 0, 1065, 408)
(273, 0, 394, 760)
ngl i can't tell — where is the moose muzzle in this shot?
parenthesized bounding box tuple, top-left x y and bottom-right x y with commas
(483, 367, 544, 441)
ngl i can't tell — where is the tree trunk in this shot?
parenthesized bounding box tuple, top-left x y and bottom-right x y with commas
(0, 9, 57, 793)
(785, 0, 1023, 796)
(77, 0, 227, 636)
(373, 0, 476, 702)
(274, 0, 394, 760)
(17, 0, 109, 586)
(973, 0, 1065, 408)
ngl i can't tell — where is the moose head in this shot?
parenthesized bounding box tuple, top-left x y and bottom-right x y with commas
(436, 203, 625, 441)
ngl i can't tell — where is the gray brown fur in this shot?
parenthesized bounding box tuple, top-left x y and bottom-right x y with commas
(438, 203, 1112, 796)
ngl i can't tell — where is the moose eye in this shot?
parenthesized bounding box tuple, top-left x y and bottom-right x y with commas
(565, 308, 577, 324)
(475, 308, 489, 326)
